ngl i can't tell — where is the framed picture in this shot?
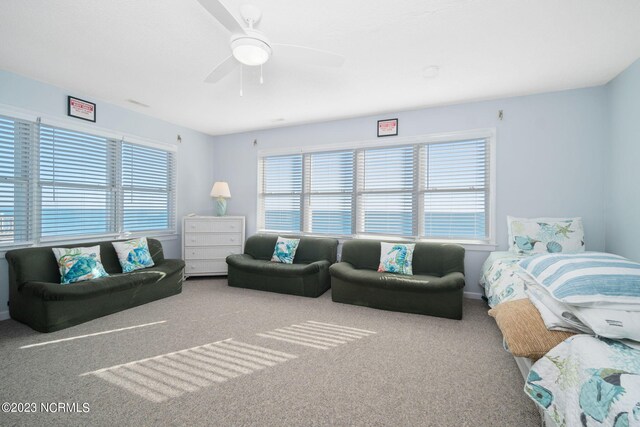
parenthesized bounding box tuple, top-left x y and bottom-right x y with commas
(67, 96, 96, 122)
(377, 118, 398, 137)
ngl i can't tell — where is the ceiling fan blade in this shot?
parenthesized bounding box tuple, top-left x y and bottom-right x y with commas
(205, 55, 239, 83)
(272, 44, 345, 67)
(196, 0, 247, 34)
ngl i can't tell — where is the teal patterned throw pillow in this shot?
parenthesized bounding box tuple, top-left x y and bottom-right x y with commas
(112, 237, 155, 273)
(507, 216, 585, 255)
(52, 245, 109, 284)
(378, 242, 415, 275)
(271, 236, 300, 264)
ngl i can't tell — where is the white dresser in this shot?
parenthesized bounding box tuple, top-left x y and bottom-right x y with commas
(182, 216, 245, 278)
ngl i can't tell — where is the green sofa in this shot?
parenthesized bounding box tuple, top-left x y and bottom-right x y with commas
(226, 234, 338, 297)
(5, 238, 185, 332)
(330, 240, 466, 319)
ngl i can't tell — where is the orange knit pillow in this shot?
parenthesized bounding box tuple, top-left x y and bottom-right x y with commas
(488, 298, 576, 360)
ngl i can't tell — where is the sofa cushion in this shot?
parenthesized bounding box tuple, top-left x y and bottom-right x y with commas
(341, 239, 465, 277)
(330, 262, 464, 292)
(243, 234, 338, 264)
(18, 259, 184, 302)
(227, 254, 328, 277)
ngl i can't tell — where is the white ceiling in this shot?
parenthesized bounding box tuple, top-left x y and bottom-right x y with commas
(1, 0, 639, 136)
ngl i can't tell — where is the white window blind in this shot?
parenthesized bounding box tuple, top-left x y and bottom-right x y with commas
(421, 139, 488, 239)
(359, 145, 415, 236)
(306, 151, 353, 235)
(0, 116, 33, 245)
(0, 112, 177, 248)
(122, 142, 176, 233)
(259, 154, 302, 232)
(39, 125, 117, 239)
(258, 133, 493, 243)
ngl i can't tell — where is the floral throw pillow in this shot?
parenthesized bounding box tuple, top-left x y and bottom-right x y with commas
(112, 237, 155, 273)
(378, 242, 416, 275)
(507, 216, 585, 255)
(52, 245, 109, 284)
(271, 236, 300, 264)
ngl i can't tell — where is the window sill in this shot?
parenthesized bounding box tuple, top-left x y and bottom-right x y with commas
(258, 230, 498, 252)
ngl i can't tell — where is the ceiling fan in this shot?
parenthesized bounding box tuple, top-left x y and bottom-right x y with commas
(197, 0, 345, 87)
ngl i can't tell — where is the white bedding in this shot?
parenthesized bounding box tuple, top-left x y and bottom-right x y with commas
(526, 335, 640, 427)
(479, 251, 532, 308)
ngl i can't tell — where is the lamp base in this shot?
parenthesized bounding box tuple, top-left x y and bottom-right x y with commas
(215, 198, 227, 216)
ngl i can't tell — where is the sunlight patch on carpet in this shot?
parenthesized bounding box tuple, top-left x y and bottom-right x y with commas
(81, 339, 298, 402)
(257, 320, 377, 350)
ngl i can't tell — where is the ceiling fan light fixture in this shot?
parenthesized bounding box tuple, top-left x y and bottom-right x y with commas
(231, 37, 271, 66)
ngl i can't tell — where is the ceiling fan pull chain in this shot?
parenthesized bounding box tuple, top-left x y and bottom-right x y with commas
(260, 64, 264, 84)
(240, 65, 243, 97)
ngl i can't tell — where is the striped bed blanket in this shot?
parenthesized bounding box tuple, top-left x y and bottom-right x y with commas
(519, 252, 640, 309)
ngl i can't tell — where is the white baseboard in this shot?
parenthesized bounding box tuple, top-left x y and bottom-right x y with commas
(463, 291, 483, 300)
(0, 310, 9, 321)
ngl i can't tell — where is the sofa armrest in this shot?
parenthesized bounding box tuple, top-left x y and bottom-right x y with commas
(435, 271, 466, 290)
(302, 260, 331, 275)
(226, 253, 255, 267)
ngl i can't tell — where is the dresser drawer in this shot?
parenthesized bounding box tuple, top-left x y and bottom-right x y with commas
(185, 260, 228, 274)
(184, 233, 242, 247)
(184, 246, 243, 260)
(184, 219, 243, 233)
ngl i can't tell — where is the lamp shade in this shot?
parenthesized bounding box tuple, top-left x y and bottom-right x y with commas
(210, 181, 231, 198)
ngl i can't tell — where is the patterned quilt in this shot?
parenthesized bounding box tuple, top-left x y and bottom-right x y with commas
(479, 252, 532, 307)
(526, 335, 640, 427)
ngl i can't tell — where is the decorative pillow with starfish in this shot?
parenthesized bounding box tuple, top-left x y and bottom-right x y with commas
(507, 216, 585, 255)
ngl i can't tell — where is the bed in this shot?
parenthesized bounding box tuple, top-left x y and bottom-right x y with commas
(482, 249, 640, 427)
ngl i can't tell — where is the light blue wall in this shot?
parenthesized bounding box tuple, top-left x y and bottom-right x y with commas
(212, 86, 609, 296)
(605, 58, 640, 261)
(0, 70, 216, 318)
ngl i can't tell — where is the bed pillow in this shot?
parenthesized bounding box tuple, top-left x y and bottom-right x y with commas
(271, 236, 300, 264)
(519, 252, 640, 309)
(378, 242, 415, 275)
(112, 237, 155, 273)
(488, 298, 576, 360)
(52, 245, 109, 284)
(507, 216, 585, 255)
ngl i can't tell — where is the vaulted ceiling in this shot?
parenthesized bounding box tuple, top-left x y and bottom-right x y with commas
(1, 0, 639, 135)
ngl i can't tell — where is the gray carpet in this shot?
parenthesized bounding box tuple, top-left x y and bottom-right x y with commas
(0, 278, 540, 426)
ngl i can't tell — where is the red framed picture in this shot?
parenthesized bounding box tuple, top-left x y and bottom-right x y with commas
(377, 118, 398, 137)
(67, 96, 96, 122)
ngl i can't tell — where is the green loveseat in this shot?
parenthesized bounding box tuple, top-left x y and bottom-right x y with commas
(330, 240, 466, 319)
(5, 238, 185, 332)
(226, 234, 338, 297)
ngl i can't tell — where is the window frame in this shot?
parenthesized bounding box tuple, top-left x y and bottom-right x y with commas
(0, 105, 178, 250)
(257, 129, 496, 247)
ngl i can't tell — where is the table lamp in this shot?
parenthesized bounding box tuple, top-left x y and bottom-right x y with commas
(210, 181, 231, 216)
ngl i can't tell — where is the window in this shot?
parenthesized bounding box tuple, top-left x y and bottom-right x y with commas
(306, 151, 353, 235)
(0, 113, 177, 247)
(358, 146, 415, 236)
(0, 116, 33, 245)
(421, 139, 488, 240)
(39, 125, 115, 239)
(258, 132, 494, 243)
(259, 154, 302, 232)
(122, 142, 176, 233)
